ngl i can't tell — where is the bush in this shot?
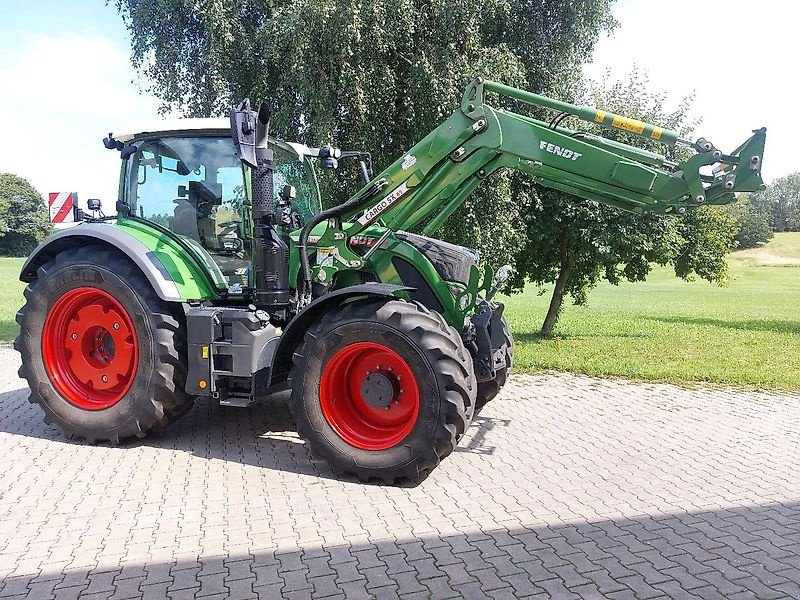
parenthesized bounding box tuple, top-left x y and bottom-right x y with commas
(727, 193, 773, 249)
(0, 173, 52, 256)
(735, 208, 773, 249)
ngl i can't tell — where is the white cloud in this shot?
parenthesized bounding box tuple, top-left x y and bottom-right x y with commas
(0, 32, 163, 204)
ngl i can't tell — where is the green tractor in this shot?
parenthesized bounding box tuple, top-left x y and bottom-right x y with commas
(15, 78, 766, 483)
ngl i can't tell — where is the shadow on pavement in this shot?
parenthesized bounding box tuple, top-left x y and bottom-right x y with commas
(0, 385, 508, 485)
(2, 499, 798, 598)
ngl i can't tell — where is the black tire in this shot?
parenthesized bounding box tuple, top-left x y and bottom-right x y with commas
(290, 299, 476, 484)
(475, 315, 514, 411)
(14, 244, 192, 443)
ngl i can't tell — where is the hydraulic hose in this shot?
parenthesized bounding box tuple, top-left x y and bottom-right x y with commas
(297, 178, 388, 296)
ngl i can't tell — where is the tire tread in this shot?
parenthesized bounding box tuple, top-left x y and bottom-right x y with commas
(15, 245, 192, 442)
(290, 299, 475, 484)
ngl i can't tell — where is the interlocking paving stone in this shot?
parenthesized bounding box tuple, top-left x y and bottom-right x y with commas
(1, 346, 800, 598)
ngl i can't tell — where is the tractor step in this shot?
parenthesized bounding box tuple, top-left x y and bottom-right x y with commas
(218, 394, 254, 408)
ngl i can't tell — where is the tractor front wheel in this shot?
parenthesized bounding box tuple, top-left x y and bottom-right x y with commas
(15, 245, 192, 443)
(290, 300, 476, 483)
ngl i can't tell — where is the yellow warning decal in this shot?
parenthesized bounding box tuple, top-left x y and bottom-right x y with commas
(611, 116, 645, 135)
(201, 345, 209, 359)
(594, 110, 606, 123)
(651, 127, 663, 140)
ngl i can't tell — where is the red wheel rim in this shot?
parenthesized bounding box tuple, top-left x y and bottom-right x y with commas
(42, 287, 139, 410)
(320, 342, 420, 450)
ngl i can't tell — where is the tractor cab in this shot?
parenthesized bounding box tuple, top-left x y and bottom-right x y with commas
(115, 120, 322, 288)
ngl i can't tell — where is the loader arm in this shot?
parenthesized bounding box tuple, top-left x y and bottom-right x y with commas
(293, 76, 765, 310)
(330, 77, 765, 236)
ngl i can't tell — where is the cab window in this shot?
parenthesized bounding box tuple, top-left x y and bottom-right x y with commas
(129, 135, 318, 289)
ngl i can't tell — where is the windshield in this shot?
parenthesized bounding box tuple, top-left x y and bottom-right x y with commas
(128, 135, 319, 289)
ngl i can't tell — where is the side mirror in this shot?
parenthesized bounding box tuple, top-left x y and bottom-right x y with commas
(230, 99, 258, 168)
(318, 145, 342, 169)
(103, 133, 124, 151)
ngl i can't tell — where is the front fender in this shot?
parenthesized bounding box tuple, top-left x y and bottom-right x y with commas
(20, 221, 221, 302)
(269, 283, 412, 384)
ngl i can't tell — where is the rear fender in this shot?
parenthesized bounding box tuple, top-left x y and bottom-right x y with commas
(20, 222, 220, 302)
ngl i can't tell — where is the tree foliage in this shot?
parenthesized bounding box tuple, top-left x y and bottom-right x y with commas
(0, 174, 52, 257)
(749, 173, 800, 232)
(115, 0, 616, 267)
(725, 193, 773, 249)
(510, 70, 738, 335)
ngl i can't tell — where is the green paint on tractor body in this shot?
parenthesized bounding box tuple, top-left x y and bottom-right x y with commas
(114, 217, 226, 300)
(277, 77, 766, 329)
(29, 77, 768, 327)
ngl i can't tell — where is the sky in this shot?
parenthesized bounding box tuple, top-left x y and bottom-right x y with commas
(583, 0, 796, 184)
(0, 0, 161, 206)
(0, 0, 796, 208)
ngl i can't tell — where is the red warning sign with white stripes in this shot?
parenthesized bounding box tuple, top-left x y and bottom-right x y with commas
(48, 192, 76, 223)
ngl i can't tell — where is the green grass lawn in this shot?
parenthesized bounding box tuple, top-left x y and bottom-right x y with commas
(2, 233, 799, 389)
(502, 233, 800, 390)
(729, 231, 800, 266)
(0, 258, 25, 345)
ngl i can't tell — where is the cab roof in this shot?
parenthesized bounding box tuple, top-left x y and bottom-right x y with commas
(114, 118, 314, 158)
(115, 118, 230, 142)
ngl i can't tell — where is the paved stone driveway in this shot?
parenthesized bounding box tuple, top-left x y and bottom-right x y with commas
(1, 345, 800, 599)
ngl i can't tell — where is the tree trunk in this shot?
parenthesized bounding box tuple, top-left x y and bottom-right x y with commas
(541, 229, 573, 337)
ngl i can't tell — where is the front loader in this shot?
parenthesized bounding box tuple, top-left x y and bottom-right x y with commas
(15, 77, 766, 483)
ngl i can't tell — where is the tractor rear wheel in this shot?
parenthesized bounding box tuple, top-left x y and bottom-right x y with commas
(475, 315, 514, 411)
(289, 300, 476, 483)
(15, 245, 192, 443)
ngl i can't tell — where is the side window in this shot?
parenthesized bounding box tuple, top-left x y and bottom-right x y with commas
(132, 138, 246, 239)
(133, 140, 317, 229)
(134, 149, 206, 225)
(273, 149, 319, 223)
(131, 137, 250, 288)
(213, 166, 248, 248)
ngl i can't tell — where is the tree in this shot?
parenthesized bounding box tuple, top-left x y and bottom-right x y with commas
(749, 173, 800, 232)
(115, 0, 616, 268)
(726, 193, 773, 249)
(0, 174, 52, 256)
(510, 70, 739, 336)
